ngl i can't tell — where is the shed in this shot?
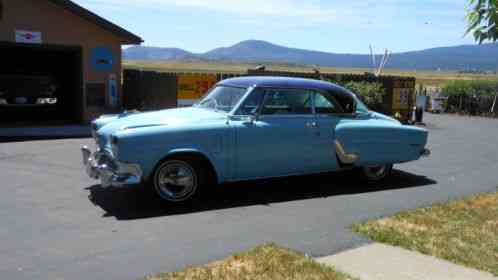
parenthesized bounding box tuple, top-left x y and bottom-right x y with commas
(0, 0, 143, 124)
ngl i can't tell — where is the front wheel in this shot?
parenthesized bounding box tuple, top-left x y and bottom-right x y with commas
(360, 164, 393, 182)
(152, 157, 205, 202)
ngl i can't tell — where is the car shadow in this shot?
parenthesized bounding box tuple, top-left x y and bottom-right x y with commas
(86, 169, 437, 220)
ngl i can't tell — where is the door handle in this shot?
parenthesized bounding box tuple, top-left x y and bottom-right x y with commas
(306, 121, 318, 128)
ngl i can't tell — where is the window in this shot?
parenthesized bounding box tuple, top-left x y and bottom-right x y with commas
(236, 88, 265, 115)
(314, 92, 338, 114)
(261, 89, 312, 115)
(331, 90, 356, 114)
(196, 86, 247, 112)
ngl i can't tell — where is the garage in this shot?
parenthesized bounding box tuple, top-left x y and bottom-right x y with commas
(0, 42, 82, 124)
(0, 0, 142, 125)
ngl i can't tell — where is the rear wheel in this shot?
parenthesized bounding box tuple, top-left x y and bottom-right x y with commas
(361, 164, 393, 182)
(152, 156, 207, 202)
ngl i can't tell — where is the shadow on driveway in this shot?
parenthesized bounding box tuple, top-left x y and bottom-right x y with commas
(86, 169, 437, 220)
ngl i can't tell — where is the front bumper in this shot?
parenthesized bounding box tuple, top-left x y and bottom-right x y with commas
(81, 146, 142, 188)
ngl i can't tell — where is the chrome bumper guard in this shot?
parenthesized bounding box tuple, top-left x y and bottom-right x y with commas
(81, 146, 142, 188)
(421, 148, 431, 157)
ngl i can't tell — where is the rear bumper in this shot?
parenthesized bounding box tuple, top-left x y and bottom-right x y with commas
(81, 146, 142, 188)
(421, 148, 431, 157)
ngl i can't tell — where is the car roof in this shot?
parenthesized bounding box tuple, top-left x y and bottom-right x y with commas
(218, 76, 351, 93)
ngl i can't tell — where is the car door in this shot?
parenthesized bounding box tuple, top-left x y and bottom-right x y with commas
(310, 90, 343, 172)
(234, 88, 320, 180)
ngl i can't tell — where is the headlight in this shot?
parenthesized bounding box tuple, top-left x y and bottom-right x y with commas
(36, 98, 57, 104)
(91, 123, 98, 139)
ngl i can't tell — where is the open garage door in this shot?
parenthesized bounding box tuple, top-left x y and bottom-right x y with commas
(0, 42, 83, 125)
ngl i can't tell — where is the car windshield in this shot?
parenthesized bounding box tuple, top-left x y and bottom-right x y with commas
(195, 85, 248, 113)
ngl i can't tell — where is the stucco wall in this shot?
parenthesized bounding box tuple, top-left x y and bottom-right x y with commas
(0, 0, 128, 122)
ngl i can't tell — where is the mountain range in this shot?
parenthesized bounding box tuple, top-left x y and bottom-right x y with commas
(123, 40, 498, 71)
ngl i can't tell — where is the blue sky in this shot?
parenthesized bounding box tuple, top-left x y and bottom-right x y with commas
(75, 0, 476, 54)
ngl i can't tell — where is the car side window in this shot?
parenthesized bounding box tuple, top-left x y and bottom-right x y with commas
(261, 89, 313, 115)
(236, 88, 265, 115)
(331, 90, 356, 114)
(314, 92, 339, 114)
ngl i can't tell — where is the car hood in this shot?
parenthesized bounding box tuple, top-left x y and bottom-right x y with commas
(96, 107, 227, 148)
(369, 111, 401, 124)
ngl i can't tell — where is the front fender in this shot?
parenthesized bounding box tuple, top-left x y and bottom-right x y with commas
(122, 144, 225, 183)
(115, 127, 228, 183)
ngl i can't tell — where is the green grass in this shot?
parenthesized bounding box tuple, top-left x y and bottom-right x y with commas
(123, 60, 498, 87)
(143, 244, 356, 280)
(353, 192, 498, 276)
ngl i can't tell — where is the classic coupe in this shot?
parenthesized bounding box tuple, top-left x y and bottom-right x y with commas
(82, 76, 430, 202)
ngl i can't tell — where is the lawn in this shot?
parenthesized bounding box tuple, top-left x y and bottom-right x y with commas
(353, 191, 498, 276)
(123, 60, 498, 87)
(144, 244, 356, 280)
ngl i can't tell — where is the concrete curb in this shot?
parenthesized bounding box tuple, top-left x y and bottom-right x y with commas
(317, 243, 498, 280)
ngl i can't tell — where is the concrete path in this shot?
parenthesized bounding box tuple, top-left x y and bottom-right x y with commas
(317, 243, 498, 280)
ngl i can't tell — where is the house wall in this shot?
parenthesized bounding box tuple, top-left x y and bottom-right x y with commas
(0, 0, 127, 122)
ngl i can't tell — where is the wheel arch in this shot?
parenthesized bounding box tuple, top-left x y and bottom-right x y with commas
(151, 149, 219, 184)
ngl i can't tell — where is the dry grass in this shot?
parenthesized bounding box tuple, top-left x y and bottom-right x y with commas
(123, 60, 498, 87)
(144, 244, 355, 280)
(353, 192, 498, 276)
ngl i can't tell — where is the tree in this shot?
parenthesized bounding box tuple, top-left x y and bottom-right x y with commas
(466, 0, 498, 43)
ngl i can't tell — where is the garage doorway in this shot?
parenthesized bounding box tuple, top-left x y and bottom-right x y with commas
(0, 42, 83, 125)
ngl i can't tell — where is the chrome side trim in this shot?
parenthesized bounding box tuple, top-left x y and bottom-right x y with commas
(335, 140, 359, 164)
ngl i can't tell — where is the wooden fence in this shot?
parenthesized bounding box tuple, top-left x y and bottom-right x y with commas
(446, 94, 498, 116)
(122, 69, 416, 119)
(123, 70, 244, 111)
(123, 70, 178, 111)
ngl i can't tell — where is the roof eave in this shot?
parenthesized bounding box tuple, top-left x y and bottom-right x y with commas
(48, 0, 143, 45)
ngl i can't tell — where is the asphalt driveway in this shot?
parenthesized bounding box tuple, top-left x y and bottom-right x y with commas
(1, 114, 497, 280)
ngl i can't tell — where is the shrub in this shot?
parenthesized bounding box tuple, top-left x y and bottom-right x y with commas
(441, 80, 498, 97)
(340, 81, 385, 111)
(441, 80, 498, 115)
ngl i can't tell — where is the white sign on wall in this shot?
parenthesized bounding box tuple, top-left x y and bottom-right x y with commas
(15, 30, 42, 44)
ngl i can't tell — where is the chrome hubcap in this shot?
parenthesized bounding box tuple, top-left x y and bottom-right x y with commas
(155, 161, 197, 201)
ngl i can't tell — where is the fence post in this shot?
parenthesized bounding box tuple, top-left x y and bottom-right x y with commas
(492, 94, 497, 113)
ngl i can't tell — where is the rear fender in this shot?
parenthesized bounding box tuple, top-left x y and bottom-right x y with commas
(335, 120, 428, 166)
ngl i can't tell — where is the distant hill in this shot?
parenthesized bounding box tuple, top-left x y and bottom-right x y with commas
(123, 40, 498, 71)
(124, 46, 197, 60)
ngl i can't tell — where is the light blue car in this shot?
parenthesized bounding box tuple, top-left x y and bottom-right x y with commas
(82, 76, 430, 202)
